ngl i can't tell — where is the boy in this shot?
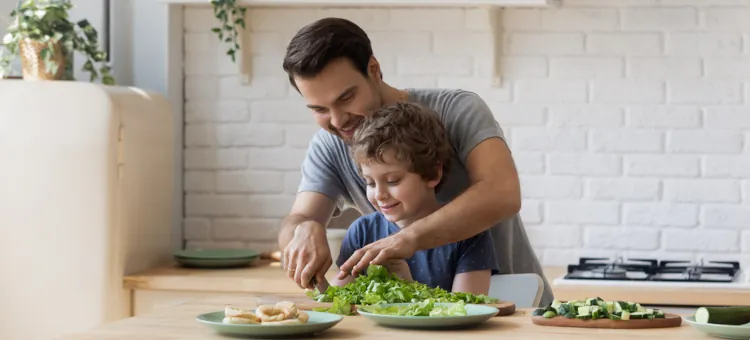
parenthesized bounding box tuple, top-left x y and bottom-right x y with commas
(330, 102, 500, 295)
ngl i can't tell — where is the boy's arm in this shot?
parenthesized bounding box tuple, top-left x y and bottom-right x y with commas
(451, 230, 500, 296)
(453, 270, 491, 295)
(330, 275, 355, 287)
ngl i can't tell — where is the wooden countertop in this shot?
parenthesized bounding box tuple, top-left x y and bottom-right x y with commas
(123, 259, 333, 295)
(59, 294, 716, 339)
(123, 261, 750, 307)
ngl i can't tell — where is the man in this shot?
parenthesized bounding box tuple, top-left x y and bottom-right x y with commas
(277, 17, 554, 307)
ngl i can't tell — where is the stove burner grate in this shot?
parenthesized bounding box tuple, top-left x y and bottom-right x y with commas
(563, 257, 741, 283)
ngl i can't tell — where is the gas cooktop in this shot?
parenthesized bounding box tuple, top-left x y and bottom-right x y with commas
(562, 257, 741, 283)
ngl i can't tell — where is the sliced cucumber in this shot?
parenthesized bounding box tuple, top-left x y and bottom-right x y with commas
(533, 297, 665, 321)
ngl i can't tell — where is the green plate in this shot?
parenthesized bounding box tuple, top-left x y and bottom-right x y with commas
(683, 316, 750, 340)
(174, 248, 260, 260)
(175, 257, 258, 269)
(196, 310, 343, 338)
(356, 303, 499, 329)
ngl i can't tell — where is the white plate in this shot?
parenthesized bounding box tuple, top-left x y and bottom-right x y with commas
(683, 316, 750, 340)
(196, 310, 343, 338)
(356, 303, 498, 329)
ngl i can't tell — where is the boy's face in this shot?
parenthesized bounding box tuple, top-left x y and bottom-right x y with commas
(293, 57, 383, 143)
(360, 152, 441, 226)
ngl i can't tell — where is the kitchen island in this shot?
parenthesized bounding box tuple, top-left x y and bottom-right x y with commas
(58, 293, 716, 339)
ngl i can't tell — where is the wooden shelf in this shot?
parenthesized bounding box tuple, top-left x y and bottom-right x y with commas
(161, 0, 556, 7)
(163, 0, 560, 87)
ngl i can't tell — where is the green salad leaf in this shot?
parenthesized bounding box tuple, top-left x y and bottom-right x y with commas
(307, 264, 497, 315)
(312, 296, 355, 315)
(358, 299, 468, 317)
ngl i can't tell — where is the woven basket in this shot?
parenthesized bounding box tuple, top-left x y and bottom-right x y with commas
(18, 38, 66, 81)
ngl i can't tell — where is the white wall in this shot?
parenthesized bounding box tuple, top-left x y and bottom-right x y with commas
(179, 1, 750, 267)
(180, 1, 750, 266)
(0, 0, 15, 36)
(0, 0, 18, 71)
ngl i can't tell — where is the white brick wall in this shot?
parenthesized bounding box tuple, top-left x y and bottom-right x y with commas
(181, 1, 750, 268)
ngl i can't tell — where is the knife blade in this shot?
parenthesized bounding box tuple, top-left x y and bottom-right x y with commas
(311, 276, 330, 293)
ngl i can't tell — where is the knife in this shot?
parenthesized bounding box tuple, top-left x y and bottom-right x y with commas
(311, 276, 330, 293)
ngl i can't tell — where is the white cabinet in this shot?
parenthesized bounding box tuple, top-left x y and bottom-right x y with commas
(0, 80, 176, 340)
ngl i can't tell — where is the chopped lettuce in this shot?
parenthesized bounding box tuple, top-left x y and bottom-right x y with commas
(358, 299, 468, 317)
(307, 264, 497, 315)
(312, 296, 354, 315)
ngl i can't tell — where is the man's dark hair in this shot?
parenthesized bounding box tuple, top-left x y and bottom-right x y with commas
(282, 17, 374, 91)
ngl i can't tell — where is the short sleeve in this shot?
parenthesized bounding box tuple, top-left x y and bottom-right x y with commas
(455, 230, 500, 275)
(297, 130, 347, 202)
(440, 91, 507, 164)
(335, 217, 366, 268)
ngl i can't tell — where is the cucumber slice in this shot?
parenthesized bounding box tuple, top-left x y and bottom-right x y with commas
(551, 299, 562, 309)
(695, 307, 750, 325)
(614, 302, 623, 313)
(630, 312, 646, 319)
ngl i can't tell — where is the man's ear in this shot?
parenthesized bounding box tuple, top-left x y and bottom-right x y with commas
(368, 56, 382, 81)
(427, 164, 443, 189)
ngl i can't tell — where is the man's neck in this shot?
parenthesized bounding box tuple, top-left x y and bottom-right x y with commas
(378, 83, 409, 106)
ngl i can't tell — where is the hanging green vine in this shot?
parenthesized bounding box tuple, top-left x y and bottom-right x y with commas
(210, 0, 246, 63)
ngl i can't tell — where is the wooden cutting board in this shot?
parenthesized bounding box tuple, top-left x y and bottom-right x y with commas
(256, 294, 516, 316)
(531, 314, 683, 329)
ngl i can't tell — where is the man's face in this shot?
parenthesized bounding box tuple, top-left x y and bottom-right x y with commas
(293, 57, 383, 143)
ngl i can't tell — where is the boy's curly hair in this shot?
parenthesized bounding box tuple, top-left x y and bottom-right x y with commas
(350, 102, 453, 185)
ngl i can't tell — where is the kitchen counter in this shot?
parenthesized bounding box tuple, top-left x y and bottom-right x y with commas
(58, 293, 716, 339)
(124, 261, 750, 308)
(123, 259, 314, 295)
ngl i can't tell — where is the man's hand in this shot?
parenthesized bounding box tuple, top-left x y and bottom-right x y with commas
(337, 231, 417, 279)
(282, 220, 332, 290)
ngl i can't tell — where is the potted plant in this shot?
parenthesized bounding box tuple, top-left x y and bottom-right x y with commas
(0, 0, 114, 84)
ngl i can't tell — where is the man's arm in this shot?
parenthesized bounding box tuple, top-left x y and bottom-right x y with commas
(279, 192, 338, 289)
(404, 136, 520, 251)
(278, 191, 337, 251)
(280, 130, 349, 288)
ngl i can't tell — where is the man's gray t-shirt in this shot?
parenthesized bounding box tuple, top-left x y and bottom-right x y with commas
(297, 88, 554, 307)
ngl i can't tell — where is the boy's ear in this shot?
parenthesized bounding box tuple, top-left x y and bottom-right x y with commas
(427, 164, 443, 189)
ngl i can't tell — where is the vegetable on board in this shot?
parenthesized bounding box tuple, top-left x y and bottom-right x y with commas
(532, 297, 666, 321)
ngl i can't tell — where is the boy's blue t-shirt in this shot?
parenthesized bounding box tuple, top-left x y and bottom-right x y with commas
(335, 212, 500, 292)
